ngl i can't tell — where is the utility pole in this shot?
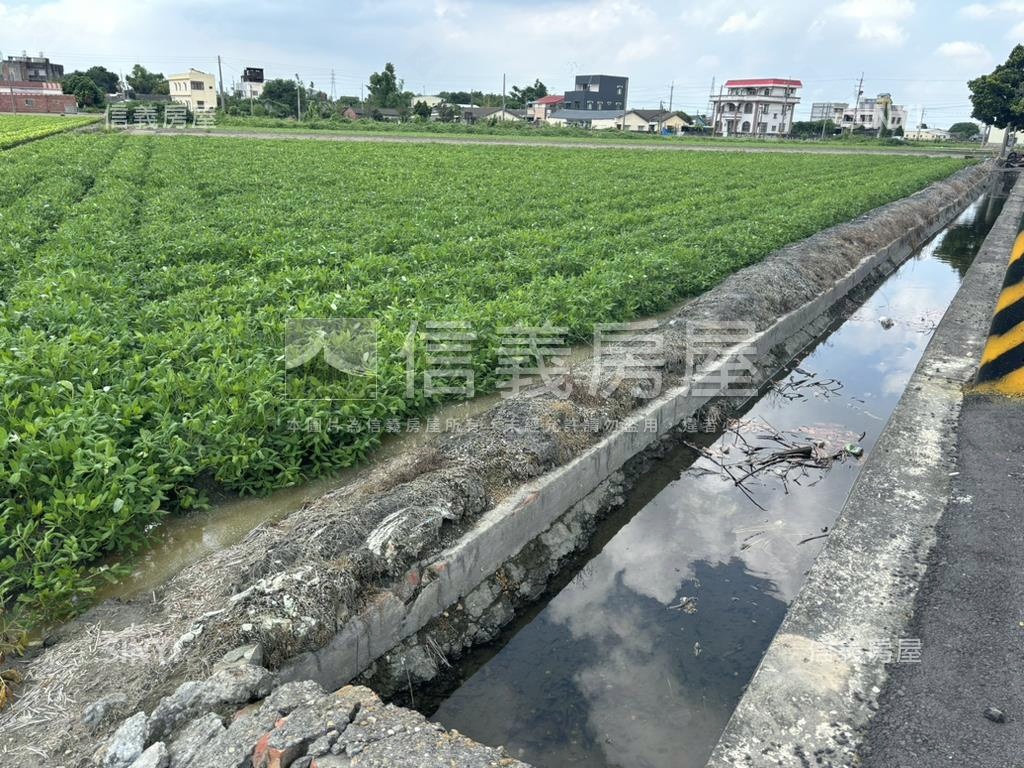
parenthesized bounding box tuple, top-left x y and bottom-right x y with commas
(849, 72, 864, 133)
(217, 55, 226, 110)
(663, 81, 674, 135)
(919, 106, 926, 129)
(295, 73, 302, 120)
(330, 69, 336, 101)
(707, 76, 715, 128)
(620, 78, 629, 132)
(716, 82, 725, 136)
(779, 75, 793, 139)
(501, 73, 506, 115)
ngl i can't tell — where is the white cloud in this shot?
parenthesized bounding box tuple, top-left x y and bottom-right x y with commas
(718, 10, 768, 33)
(960, 0, 1024, 16)
(828, 0, 916, 44)
(936, 40, 992, 67)
(960, 2, 994, 16)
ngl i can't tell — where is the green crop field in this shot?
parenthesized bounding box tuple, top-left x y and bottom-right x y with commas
(0, 132, 974, 616)
(0, 114, 100, 149)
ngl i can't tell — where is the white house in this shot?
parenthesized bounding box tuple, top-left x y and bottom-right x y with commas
(620, 109, 690, 134)
(546, 108, 622, 130)
(810, 102, 848, 124)
(840, 94, 908, 132)
(985, 126, 1024, 149)
(167, 68, 217, 112)
(238, 67, 264, 99)
(710, 78, 801, 137)
(905, 128, 952, 141)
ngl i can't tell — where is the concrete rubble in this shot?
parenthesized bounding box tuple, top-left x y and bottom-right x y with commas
(98, 645, 526, 768)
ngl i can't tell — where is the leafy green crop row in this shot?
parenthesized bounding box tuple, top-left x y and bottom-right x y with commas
(0, 114, 101, 150)
(0, 133, 974, 616)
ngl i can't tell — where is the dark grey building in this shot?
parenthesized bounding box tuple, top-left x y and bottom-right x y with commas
(562, 74, 628, 111)
(1, 53, 64, 82)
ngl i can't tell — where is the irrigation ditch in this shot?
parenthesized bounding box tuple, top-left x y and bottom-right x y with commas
(0, 160, 1006, 768)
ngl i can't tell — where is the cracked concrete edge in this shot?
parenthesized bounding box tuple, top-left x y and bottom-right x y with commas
(706, 172, 1024, 768)
(276, 166, 997, 694)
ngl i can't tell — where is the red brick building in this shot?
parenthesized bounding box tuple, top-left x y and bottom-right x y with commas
(0, 81, 78, 114)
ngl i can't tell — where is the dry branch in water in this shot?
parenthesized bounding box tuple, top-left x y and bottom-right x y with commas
(685, 417, 865, 509)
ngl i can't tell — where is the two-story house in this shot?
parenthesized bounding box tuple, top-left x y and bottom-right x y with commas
(167, 69, 218, 113)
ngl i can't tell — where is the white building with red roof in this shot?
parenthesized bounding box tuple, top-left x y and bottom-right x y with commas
(529, 94, 565, 122)
(710, 78, 801, 137)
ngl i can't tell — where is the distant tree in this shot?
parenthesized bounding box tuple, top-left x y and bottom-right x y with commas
(126, 64, 168, 95)
(789, 119, 835, 139)
(85, 66, 120, 93)
(413, 100, 432, 119)
(437, 90, 503, 107)
(62, 74, 105, 107)
(919, 123, 929, 129)
(438, 90, 471, 105)
(65, 66, 120, 94)
(436, 102, 457, 123)
(333, 94, 360, 108)
(948, 121, 981, 139)
(367, 62, 412, 109)
(507, 79, 548, 108)
(969, 45, 1024, 130)
(894, 125, 905, 137)
(261, 79, 300, 117)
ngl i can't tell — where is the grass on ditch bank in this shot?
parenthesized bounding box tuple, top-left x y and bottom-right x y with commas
(0, 131, 976, 618)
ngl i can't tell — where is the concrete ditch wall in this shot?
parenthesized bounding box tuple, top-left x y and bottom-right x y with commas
(0, 162, 994, 767)
(275, 162, 997, 697)
(706, 171, 1024, 767)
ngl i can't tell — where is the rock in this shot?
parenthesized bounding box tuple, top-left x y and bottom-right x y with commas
(148, 681, 207, 741)
(983, 706, 1007, 723)
(879, 316, 895, 329)
(202, 664, 277, 707)
(311, 758, 348, 767)
(214, 643, 264, 671)
(149, 665, 276, 740)
(130, 742, 169, 768)
(306, 733, 334, 757)
(167, 713, 225, 768)
(104, 711, 151, 768)
(82, 692, 129, 733)
(259, 680, 325, 716)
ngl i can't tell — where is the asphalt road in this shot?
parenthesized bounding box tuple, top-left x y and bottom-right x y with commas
(861, 394, 1024, 768)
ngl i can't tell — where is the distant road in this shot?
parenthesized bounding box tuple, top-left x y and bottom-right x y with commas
(140, 128, 994, 158)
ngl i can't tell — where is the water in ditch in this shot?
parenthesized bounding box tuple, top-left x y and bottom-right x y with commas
(425, 186, 1009, 768)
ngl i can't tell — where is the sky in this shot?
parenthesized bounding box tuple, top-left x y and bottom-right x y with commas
(0, 0, 1020, 126)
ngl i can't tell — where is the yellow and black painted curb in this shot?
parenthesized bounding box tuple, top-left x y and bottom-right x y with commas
(976, 230, 1024, 395)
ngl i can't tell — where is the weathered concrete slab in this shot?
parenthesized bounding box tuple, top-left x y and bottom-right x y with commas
(97, 648, 527, 768)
